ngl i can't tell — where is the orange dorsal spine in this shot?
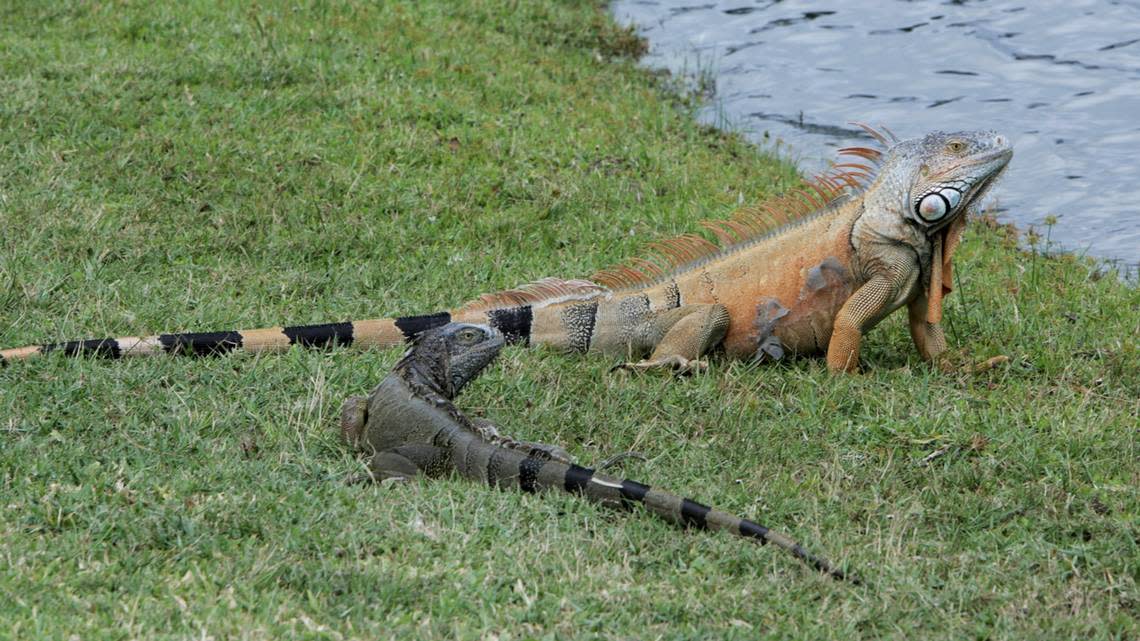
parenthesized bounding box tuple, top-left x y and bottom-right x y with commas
(590, 125, 894, 293)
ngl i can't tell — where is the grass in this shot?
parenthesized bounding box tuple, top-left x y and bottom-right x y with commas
(0, 1, 1136, 639)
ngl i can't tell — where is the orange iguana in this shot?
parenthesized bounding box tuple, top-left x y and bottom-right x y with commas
(1, 127, 1011, 373)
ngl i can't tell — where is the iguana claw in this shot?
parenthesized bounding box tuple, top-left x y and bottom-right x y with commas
(612, 355, 709, 375)
(345, 471, 413, 486)
(967, 355, 1010, 373)
(934, 354, 1010, 374)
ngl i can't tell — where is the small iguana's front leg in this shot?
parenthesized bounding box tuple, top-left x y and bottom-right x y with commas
(620, 303, 730, 374)
(356, 450, 421, 484)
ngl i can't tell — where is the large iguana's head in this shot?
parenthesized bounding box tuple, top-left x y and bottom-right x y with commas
(854, 129, 1012, 323)
(398, 323, 505, 398)
(869, 129, 1013, 234)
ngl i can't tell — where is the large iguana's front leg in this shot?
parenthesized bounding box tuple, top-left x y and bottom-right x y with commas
(827, 252, 917, 373)
(907, 292, 1009, 373)
(619, 303, 730, 373)
(906, 295, 948, 364)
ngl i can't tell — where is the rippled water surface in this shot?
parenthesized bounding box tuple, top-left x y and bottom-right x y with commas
(612, 0, 1140, 268)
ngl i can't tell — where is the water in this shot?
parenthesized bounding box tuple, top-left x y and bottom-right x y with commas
(612, 0, 1140, 271)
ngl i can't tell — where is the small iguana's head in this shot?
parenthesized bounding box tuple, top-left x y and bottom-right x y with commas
(877, 130, 1012, 234)
(401, 323, 505, 398)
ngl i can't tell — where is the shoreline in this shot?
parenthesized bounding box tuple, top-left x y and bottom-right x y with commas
(610, 1, 1140, 279)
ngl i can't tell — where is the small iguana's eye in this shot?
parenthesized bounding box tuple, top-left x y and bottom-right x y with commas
(456, 328, 484, 344)
(946, 140, 966, 154)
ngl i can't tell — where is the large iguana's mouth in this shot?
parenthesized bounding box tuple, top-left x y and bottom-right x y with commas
(923, 147, 1012, 323)
(925, 147, 1012, 236)
(963, 150, 1011, 203)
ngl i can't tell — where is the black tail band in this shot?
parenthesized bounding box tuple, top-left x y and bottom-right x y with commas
(618, 479, 650, 508)
(564, 464, 595, 494)
(739, 519, 770, 543)
(283, 322, 354, 347)
(158, 331, 243, 356)
(41, 338, 123, 359)
(394, 312, 452, 340)
(518, 456, 545, 494)
(679, 499, 712, 529)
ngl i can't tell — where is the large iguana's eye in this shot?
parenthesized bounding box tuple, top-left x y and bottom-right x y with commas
(946, 140, 966, 154)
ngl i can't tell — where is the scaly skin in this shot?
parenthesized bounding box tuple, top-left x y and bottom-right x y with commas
(1, 128, 1011, 373)
(342, 322, 852, 581)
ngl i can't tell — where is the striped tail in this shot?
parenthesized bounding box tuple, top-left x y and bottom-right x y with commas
(1, 278, 607, 365)
(0, 313, 464, 365)
(477, 447, 852, 582)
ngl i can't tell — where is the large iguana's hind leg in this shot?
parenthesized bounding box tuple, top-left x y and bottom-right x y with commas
(618, 303, 730, 374)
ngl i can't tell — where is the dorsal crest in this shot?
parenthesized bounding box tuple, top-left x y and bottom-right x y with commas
(592, 124, 891, 291)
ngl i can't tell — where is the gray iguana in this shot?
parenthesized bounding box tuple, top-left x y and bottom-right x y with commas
(340, 321, 852, 581)
(2, 127, 1011, 373)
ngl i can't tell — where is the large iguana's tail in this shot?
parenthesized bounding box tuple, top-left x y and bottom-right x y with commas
(0, 278, 610, 365)
(469, 446, 852, 581)
(0, 314, 454, 364)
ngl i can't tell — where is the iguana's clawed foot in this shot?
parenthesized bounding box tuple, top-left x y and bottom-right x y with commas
(469, 417, 505, 443)
(518, 442, 573, 465)
(612, 355, 709, 375)
(340, 395, 369, 450)
(934, 354, 1010, 374)
(345, 471, 413, 486)
(969, 355, 1010, 373)
(469, 418, 573, 463)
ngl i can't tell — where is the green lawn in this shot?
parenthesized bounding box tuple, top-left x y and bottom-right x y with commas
(1, 1, 1136, 639)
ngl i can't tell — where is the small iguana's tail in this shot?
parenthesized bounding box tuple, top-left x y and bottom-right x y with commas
(468, 446, 852, 582)
(1, 278, 609, 365)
